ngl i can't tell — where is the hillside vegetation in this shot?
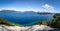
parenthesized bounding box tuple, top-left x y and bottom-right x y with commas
(0, 18, 14, 26)
(36, 13, 60, 29)
(48, 14, 60, 29)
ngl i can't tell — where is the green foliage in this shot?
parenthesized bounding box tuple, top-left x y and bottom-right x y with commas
(41, 21, 48, 25)
(0, 18, 14, 26)
(0, 18, 24, 27)
(36, 14, 60, 29)
(36, 20, 48, 25)
(47, 14, 60, 29)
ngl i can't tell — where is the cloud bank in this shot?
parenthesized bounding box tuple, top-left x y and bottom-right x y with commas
(0, 4, 59, 13)
(42, 4, 55, 12)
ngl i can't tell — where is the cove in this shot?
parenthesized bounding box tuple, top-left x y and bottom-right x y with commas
(0, 12, 54, 26)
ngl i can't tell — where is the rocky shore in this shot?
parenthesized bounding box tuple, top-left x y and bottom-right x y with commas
(0, 25, 58, 31)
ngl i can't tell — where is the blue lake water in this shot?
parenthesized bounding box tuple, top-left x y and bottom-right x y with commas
(0, 12, 54, 26)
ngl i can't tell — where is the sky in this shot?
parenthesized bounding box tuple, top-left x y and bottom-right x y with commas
(0, 0, 60, 13)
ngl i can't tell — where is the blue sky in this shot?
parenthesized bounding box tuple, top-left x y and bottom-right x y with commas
(0, 0, 60, 13)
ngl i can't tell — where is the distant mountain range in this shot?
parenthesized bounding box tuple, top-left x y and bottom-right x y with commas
(0, 10, 54, 14)
(0, 10, 16, 12)
(1, 10, 60, 15)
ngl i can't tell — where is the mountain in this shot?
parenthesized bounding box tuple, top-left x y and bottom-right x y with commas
(0, 10, 16, 12)
(37, 12, 53, 15)
(0, 10, 53, 14)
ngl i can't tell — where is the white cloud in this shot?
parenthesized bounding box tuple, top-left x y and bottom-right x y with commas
(42, 4, 55, 13)
(0, 9, 1, 10)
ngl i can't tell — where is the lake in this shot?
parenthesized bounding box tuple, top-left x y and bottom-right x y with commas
(0, 12, 54, 26)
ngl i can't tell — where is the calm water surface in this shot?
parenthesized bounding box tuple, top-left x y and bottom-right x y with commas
(0, 12, 54, 26)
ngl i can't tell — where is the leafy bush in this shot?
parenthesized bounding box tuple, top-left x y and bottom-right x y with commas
(41, 21, 48, 25)
(36, 14, 60, 29)
(0, 18, 14, 26)
(48, 14, 60, 29)
(36, 20, 48, 25)
(0, 18, 24, 27)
